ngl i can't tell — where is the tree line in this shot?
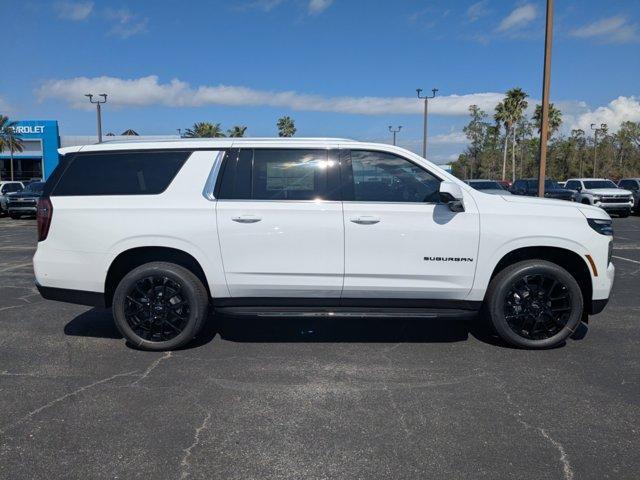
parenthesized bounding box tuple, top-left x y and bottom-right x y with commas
(182, 116, 296, 138)
(452, 88, 640, 181)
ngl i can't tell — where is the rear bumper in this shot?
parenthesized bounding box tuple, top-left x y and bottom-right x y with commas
(36, 282, 106, 307)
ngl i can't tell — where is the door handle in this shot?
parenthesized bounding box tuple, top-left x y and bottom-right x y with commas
(232, 215, 262, 224)
(350, 216, 380, 225)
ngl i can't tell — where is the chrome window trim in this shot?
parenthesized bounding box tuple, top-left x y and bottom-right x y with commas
(202, 151, 225, 201)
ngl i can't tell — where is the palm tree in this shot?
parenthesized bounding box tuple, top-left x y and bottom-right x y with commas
(533, 103, 562, 138)
(494, 101, 511, 181)
(505, 88, 528, 182)
(184, 122, 226, 138)
(0, 115, 24, 181)
(227, 125, 247, 138)
(277, 116, 296, 137)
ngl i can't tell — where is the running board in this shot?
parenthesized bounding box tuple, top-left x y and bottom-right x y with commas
(215, 307, 477, 319)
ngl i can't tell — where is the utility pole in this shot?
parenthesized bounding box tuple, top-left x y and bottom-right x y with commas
(537, 0, 554, 197)
(388, 125, 402, 146)
(416, 88, 438, 159)
(590, 123, 606, 177)
(85, 93, 107, 143)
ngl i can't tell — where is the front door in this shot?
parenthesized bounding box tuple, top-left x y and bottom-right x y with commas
(341, 149, 480, 300)
(216, 148, 344, 298)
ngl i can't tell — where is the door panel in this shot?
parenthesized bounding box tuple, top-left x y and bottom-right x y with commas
(217, 201, 343, 297)
(341, 149, 479, 299)
(343, 202, 479, 298)
(215, 148, 344, 298)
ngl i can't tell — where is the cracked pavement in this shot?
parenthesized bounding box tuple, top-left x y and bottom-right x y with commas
(0, 217, 638, 479)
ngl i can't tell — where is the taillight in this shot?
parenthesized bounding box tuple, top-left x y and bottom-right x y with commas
(37, 197, 53, 242)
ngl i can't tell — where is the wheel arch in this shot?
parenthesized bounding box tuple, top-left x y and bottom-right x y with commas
(488, 246, 594, 313)
(105, 246, 210, 307)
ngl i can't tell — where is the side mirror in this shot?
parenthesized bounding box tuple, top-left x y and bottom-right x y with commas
(439, 182, 465, 212)
(576, 185, 582, 192)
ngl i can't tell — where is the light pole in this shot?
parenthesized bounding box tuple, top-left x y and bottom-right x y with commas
(537, 0, 554, 197)
(388, 125, 402, 146)
(416, 88, 438, 159)
(571, 129, 585, 176)
(177, 128, 182, 138)
(590, 123, 606, 176)
(85, 93, 107, 143)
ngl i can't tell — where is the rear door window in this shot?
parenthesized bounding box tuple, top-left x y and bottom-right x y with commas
(217, 149, 339, 201)
(51, 150, 190, 196)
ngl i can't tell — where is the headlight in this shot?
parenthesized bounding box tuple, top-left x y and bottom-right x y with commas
(592, 195, 602, 202)
(588, 218, 613, 236)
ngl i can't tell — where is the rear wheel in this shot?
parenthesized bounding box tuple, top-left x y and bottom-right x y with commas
(486, 260, 583, 349)
(112, 262, 209, 350)
(9, 213, 21, 219)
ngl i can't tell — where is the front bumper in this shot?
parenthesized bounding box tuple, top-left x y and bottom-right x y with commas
(594, 201, 633, 211)
(8, 206, 37, 214)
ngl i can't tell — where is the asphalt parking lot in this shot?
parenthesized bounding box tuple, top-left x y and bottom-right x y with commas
(0, 217, 638, 479)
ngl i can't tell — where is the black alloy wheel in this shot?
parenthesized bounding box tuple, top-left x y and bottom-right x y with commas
(113, 262, 209, 350)
(486, 260, 583, 349)
(124, 275, 191, 342)
(504, 274, 572, 341)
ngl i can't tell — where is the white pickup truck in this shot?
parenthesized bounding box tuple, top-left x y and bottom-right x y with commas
(34, 139, 614, 350)
(565, 178, 633, 217)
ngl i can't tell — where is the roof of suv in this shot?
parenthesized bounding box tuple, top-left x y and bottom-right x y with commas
(566, 178, 611, 182)
(58, 137, 362, 155)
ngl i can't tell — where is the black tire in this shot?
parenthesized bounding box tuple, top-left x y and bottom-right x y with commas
(618, 211, 630, 218)
(112, 262, 209, 351)
(581, 199, 590, 205)
(485, 260, 583, 349)
(9, 213, 20, 219)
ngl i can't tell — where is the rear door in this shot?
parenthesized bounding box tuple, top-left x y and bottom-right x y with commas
(216, 148, 344, 298)
(340, 149, 480, 300)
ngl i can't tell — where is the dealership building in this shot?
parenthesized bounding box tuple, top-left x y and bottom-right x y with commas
(0, 120, 179, 182)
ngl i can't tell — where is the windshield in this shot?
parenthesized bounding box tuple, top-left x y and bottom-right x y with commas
(584, 180, 617, 189)
(24, 182, 45, 194)
(469, 181, 504, 191)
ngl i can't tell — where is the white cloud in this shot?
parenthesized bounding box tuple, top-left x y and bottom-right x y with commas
(36, 75, 505, 116)
(431, 131, 468, 144)
(570, 15, 639, 44)
(106, 8, 148, 39)
(308, 0, 333, 15)
(496, 3, 537, 32)
(570, 96, 640, 133)
(467, 1, 488, 23)
(54, 1, 93, 21)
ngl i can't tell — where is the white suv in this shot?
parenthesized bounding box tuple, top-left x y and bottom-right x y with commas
(34, 139, 615, 350)
(565, 178, 633, 217)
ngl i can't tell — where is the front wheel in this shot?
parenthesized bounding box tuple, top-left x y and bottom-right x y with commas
(9, 213, 21, 219)
(486, 260, 583, 349)
(112, 262, 209, 350)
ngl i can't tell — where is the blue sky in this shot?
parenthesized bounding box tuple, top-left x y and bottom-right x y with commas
(1, 0, 639, 163)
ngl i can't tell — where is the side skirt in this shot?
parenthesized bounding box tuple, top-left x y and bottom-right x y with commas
(213, 298, 481, 318)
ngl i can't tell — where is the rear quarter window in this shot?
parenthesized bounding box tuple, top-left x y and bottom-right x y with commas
(51, 150, 190, 196)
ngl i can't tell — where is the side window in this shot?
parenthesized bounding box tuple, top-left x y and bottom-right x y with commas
(217, 149, 336, 201)
(565, 181, 578, 190)
(513, 180, 523, 190)
(51, 151, 190, 196)
(347, 150, 441, 203)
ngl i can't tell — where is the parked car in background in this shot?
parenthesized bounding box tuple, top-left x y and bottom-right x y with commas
(511, 178, 577, 202)
(0, 181, 24, 216)
(617, 178, 640, 214)
(496, 180, 511, 190)
(565, 178, 633, 217)
(7, 181, 45, 219)
(465, 179, 511, 195)
(34, 138, 614, 351)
